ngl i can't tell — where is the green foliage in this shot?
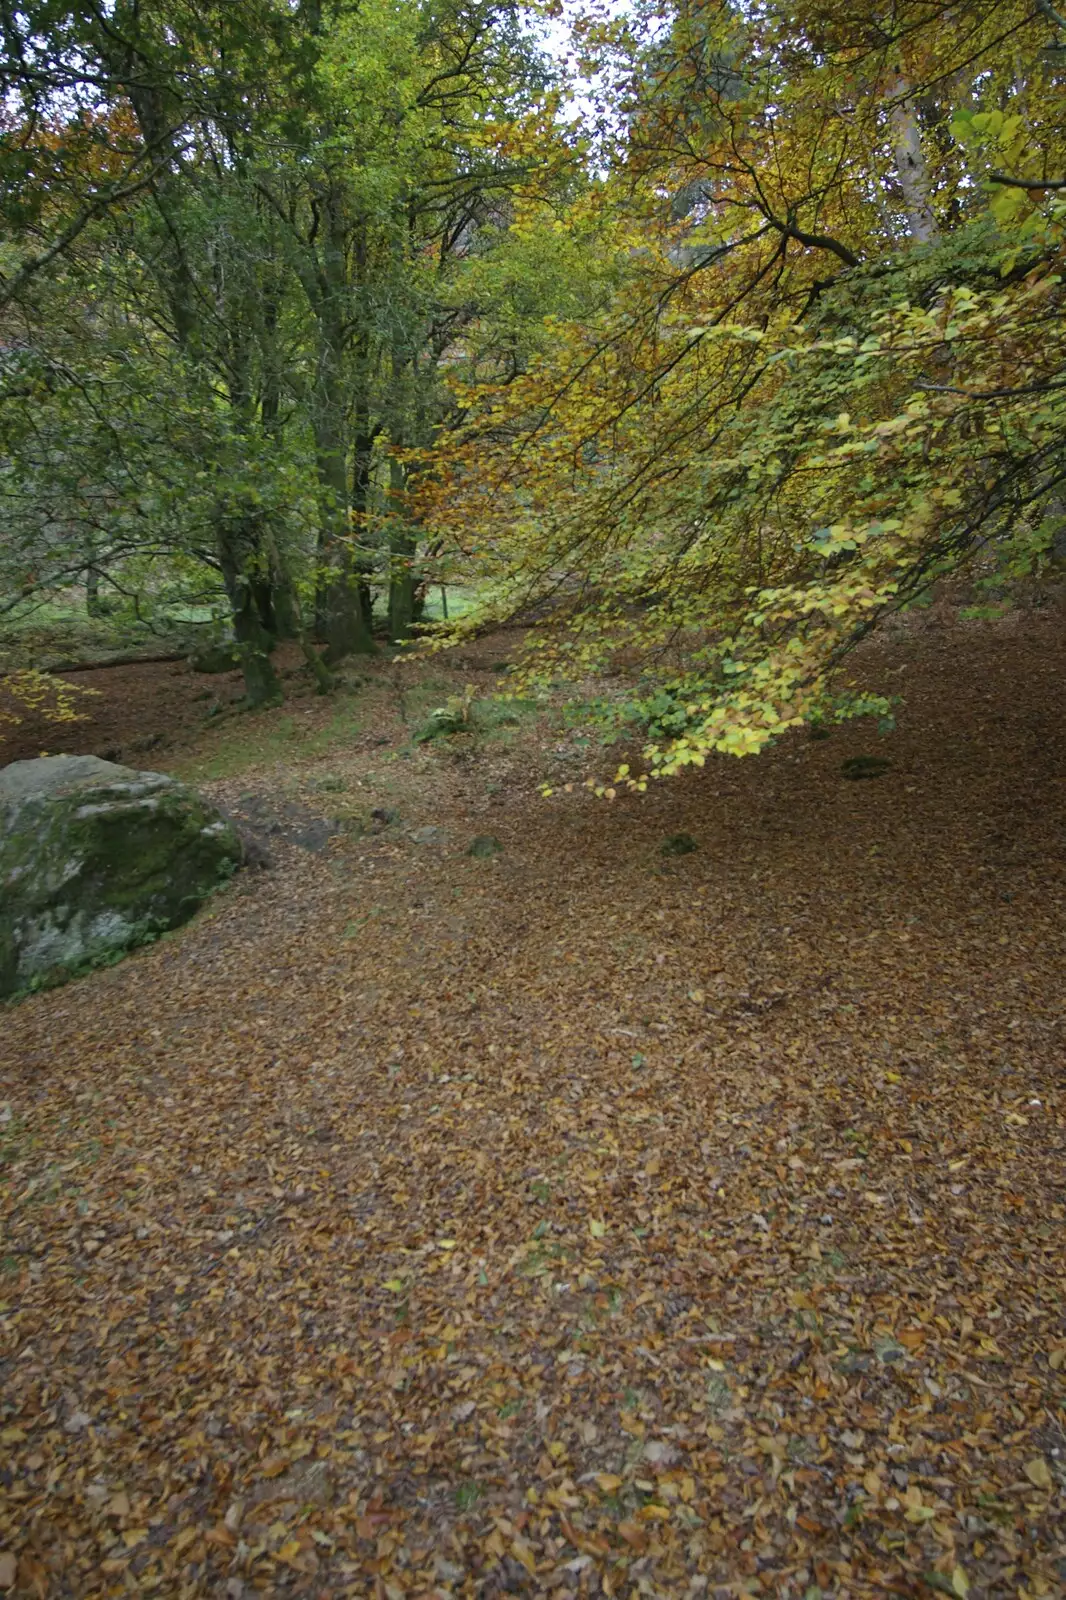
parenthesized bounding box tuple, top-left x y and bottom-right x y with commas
(660, 833, 697, 857)
(0, 0, 574, 690)
(413, 686, 536, 743)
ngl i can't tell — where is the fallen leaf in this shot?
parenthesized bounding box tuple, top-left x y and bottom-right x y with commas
(1025, 1456, 1052, 1489)
(511, 1535, 537, 1575)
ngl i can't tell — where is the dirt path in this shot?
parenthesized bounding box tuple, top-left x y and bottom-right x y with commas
(2, 609, 1065, 1598)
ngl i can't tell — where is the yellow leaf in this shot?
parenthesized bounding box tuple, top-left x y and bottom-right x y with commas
(1048, 1347, 1065, 1371)
(951, 1566, 970, 1598)
(0, 1429, 25, 1446)
(383, 1278, 406, 1292)
(1024, 1456, 1052, 1489)
(589, 1219, 606, 1239)
(903, 1485, 936, 1522)
(511, 1535, 537, 1575)
(596, 1474, 623, 1493)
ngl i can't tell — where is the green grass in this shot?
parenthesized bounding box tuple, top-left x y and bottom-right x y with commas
(419, 585, 479, 622)
(409, 692, 540, 746)
(176, 696, 364, 781)
(453, 1481, 484, 1513)
(0, 595, 218, 672)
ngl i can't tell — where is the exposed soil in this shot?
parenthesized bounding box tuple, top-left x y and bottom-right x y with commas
(1, 604, 1064, 1599)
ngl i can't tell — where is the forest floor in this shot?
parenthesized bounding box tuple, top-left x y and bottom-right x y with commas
(1, 600, 1065, 1600)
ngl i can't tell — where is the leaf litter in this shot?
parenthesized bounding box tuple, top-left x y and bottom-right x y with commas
(1, 605, 1065, 1598)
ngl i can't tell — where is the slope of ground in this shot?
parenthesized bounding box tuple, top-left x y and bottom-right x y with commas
(1, 606, 1064, 1599)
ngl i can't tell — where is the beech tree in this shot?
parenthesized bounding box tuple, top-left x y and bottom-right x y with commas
(420, 0, 1066, 779)
(0, 0, 568, 708)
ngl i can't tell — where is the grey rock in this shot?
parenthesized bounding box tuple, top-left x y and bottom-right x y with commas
(223, 792, 345, 855)
(0, 755, 242, 998)
(410, 825, 446, 846)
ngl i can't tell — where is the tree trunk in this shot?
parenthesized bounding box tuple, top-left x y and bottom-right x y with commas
(387, 454, 419, 641)
(351, 397, 377, 637)
(85, 566, 105, 618)
(312, 311, 375, 662)
(271, 572, 299, 640)
(316, 410, 376, 661)
(887, 78, 938, 244)
(219, 525, 283, 707)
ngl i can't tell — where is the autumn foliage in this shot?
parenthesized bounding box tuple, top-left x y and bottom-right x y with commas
(419, 0, 1066, 780)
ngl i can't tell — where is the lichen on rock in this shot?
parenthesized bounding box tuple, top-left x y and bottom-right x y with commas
(0, 755, 242, 998)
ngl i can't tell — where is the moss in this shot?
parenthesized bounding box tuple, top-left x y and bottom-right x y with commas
(0, 770, 242, 1000)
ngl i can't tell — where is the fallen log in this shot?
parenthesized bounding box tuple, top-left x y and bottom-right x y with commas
(31, 650, 191, 674)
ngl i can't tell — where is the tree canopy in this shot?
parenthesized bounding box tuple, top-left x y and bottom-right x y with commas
(2, 0, 1064, 766)
(419, 0, 1066, 780)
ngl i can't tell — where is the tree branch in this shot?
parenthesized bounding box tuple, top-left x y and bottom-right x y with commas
(0, 163, 166, 311)
(765, 217, 861, 268)
(987, 171, 1066, 189)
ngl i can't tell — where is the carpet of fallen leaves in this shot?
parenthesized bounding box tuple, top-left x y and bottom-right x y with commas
(0, 651, 289, 771)
(2, 603, 1065, 1600)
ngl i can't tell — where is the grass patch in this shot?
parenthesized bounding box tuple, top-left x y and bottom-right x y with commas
(176, 696, 364, 781)
(412, 692, 540, 746)
(418, 586, 479, 623)
(0, 596, 219, 673)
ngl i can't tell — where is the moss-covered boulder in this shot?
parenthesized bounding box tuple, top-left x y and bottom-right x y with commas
(0, 755, 242, 998)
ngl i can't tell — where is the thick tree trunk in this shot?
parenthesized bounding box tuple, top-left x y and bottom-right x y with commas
(312, 310, 375, 662)
(218, 526, 283, 708)
(271, 573, 299, 640)
(315, 412, 376, 661)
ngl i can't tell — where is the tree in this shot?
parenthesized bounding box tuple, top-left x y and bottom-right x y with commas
(0, 0, 567, 698)
(420, 0, 1066, 780)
